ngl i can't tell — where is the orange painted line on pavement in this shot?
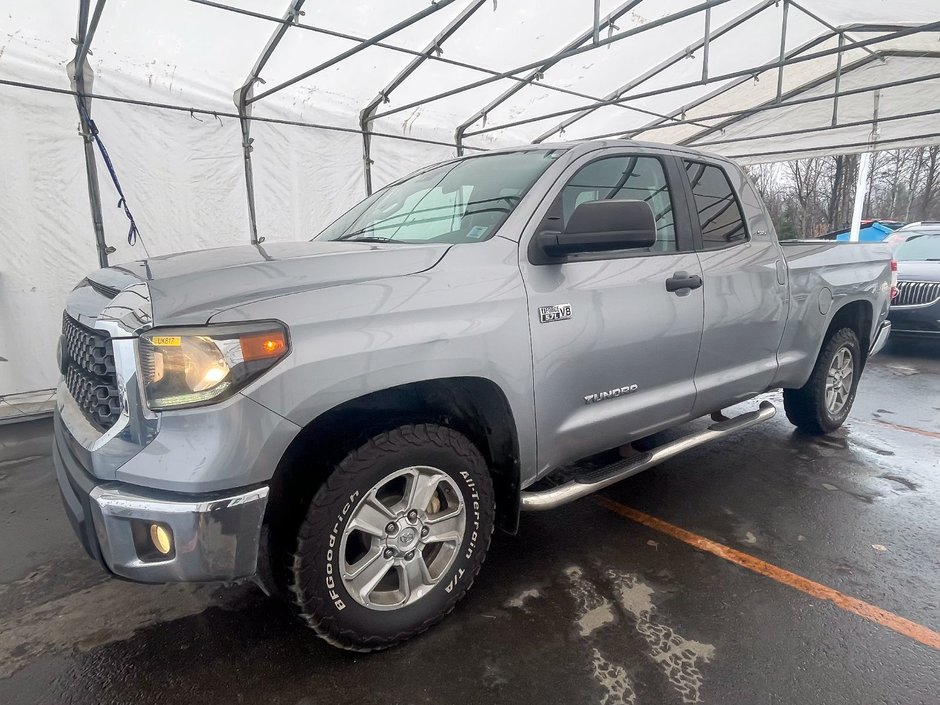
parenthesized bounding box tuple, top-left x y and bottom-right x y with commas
(865, 418, 940, 440)
(595, 495, 940, 652)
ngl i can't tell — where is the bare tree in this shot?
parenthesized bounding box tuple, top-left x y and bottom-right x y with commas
(919, 146, 940, 217)
(783, 158, 828, 236)
(752, 145, 940, 237)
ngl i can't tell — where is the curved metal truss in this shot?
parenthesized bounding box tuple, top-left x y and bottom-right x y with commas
(61, 0, 940, 259)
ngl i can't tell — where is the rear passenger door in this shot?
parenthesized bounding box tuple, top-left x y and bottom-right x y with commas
(523, 149, 705, 476)
(681, 159, 788, 416)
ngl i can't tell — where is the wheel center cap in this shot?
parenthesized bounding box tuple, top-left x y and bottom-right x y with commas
(398, 528, 418, 548)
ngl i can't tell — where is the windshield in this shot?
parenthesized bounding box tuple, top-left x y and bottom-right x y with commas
(316, 150, 564, 244)
(895, 233, 940, 261)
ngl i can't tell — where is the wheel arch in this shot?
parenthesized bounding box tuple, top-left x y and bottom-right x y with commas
(822, 298, 873, 364)
(262, 376, 522, 589)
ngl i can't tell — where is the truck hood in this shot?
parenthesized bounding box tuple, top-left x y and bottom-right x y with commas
(87, 241, 451, 326)
(896, 260, 940, 282)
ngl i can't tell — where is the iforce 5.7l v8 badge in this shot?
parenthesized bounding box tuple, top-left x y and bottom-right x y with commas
(539, 303, 572, 323)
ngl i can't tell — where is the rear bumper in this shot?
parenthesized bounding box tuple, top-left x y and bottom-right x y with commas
(890, 328, 940, 339)
(54, 412, 269, 583)
(888, 301, 940, 337)
(868, 320, 892, 356)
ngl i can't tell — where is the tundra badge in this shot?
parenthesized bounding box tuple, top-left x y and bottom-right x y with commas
(539, 303, 572, 323)
(584, 384, 639, 404)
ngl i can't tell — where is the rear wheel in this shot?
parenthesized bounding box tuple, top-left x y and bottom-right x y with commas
(289, 424, 495, 651)
(784, 327, 861, 434)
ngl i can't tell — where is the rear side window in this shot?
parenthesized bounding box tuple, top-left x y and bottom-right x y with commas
(558, 156, 677, 253)
(684, 161, 748, 249)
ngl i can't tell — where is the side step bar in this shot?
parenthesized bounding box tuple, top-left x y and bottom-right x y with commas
(520, 401, 777, 512)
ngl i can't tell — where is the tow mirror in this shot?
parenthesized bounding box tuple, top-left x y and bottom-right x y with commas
(532, 199, 657, 262)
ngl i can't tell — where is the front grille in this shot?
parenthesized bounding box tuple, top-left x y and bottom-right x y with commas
(894, 280, 940, 307)
(61, 314, 121, 431)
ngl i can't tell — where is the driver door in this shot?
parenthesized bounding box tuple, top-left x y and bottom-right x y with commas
(520, 149, 705, 477)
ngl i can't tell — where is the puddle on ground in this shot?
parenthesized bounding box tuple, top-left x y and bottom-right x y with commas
(503, 586, 543, 610)
(0, 577, 215, 679)
(565, 566, 615, 637)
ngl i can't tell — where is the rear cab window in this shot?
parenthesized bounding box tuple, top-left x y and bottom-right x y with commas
(684, 160, 749, 250)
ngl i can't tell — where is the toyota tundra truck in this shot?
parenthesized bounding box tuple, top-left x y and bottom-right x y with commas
(53, 140, 893, 651)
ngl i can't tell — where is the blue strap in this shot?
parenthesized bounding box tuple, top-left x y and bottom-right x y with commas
(77, 100, 140, 247)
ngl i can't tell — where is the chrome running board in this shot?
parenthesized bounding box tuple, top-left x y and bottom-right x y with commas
(520, 401, 777, 512)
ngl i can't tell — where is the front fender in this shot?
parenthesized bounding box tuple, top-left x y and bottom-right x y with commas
(212, 238, 538, 483)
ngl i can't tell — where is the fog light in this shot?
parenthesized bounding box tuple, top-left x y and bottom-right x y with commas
(149, 523, 173, 555)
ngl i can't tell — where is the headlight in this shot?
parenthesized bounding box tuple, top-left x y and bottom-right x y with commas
(138, 322, 289, 410)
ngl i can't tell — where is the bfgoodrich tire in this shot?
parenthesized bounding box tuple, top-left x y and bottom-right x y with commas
(289, 424, 495, 651)
(783, 327, 862, 435)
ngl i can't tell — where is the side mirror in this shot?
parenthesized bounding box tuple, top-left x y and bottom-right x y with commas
(532, 199, 657, 262)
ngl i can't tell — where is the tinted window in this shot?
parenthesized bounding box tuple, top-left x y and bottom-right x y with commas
(317, 150, 563, 244)
(684, 161, 748, 249)
(557, 156, 677, 253)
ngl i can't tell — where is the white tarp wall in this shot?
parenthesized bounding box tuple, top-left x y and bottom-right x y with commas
(1, 0, 939, 398)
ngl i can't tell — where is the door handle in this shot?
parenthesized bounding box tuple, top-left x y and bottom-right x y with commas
(665, 271, 703, 293)
(775, 259, 787, 285)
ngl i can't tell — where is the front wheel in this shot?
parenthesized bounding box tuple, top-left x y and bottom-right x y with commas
(784, 327, 862, 434)
(289, 424, 495, 651)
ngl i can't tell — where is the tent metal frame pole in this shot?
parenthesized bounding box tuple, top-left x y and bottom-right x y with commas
(726, 129, 940, 161)
(479, 23, 938, 138)
(682, 71, 940, 145)
(674, 49, 938, 146)
(668, 49, 940, 145)
(533, 0, 776, 143)
(831, 32, 844, 126)
(593, 0, 601, 44)
(371, 0, 737, 122)
(465, 21, 940, 139)
(788, 0, 879, 60)
(454, 0, 643, 155)
(581, 31, 833, 142)
(841, 23, 925, 33)
(234, 0, 306, 245)
(776, 0, 789, 102)
(573, 49, 933, 143)
(361, 0, 487, 195)
(186, 0, 688, 128)
(1, 78, 490, 152)
(247, 0, 458, 106)
(688, 108, 937, 148)
(68, 0, 110, 269)
(702, 6, 711, 81)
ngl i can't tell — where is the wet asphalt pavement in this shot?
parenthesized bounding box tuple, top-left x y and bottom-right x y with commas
(1, 338, 938, 705)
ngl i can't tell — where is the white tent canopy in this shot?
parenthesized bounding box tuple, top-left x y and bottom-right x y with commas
(1, 0, 938, 401)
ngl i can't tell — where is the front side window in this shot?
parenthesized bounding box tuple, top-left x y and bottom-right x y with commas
(556, 156, 677, 253)
(316, 150, 564, 244)
(684, 161, 748, 249)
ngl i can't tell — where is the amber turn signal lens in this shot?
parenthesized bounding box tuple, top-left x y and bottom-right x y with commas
(239, 331, 288, 362)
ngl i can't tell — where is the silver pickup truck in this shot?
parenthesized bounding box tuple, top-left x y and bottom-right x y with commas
(53, 140, 892, 651)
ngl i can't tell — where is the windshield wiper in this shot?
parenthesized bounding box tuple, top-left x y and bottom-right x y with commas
(341, 236, 403, 244)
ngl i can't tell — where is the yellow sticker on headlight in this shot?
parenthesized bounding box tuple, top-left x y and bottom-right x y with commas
(151, 336, 182, 347)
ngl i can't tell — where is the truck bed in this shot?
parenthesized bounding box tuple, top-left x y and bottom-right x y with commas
(773, 239, 892, 389)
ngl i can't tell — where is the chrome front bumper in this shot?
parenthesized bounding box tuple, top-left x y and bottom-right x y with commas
(89, 484, 269, 583)
(54, 413, 269, 583)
